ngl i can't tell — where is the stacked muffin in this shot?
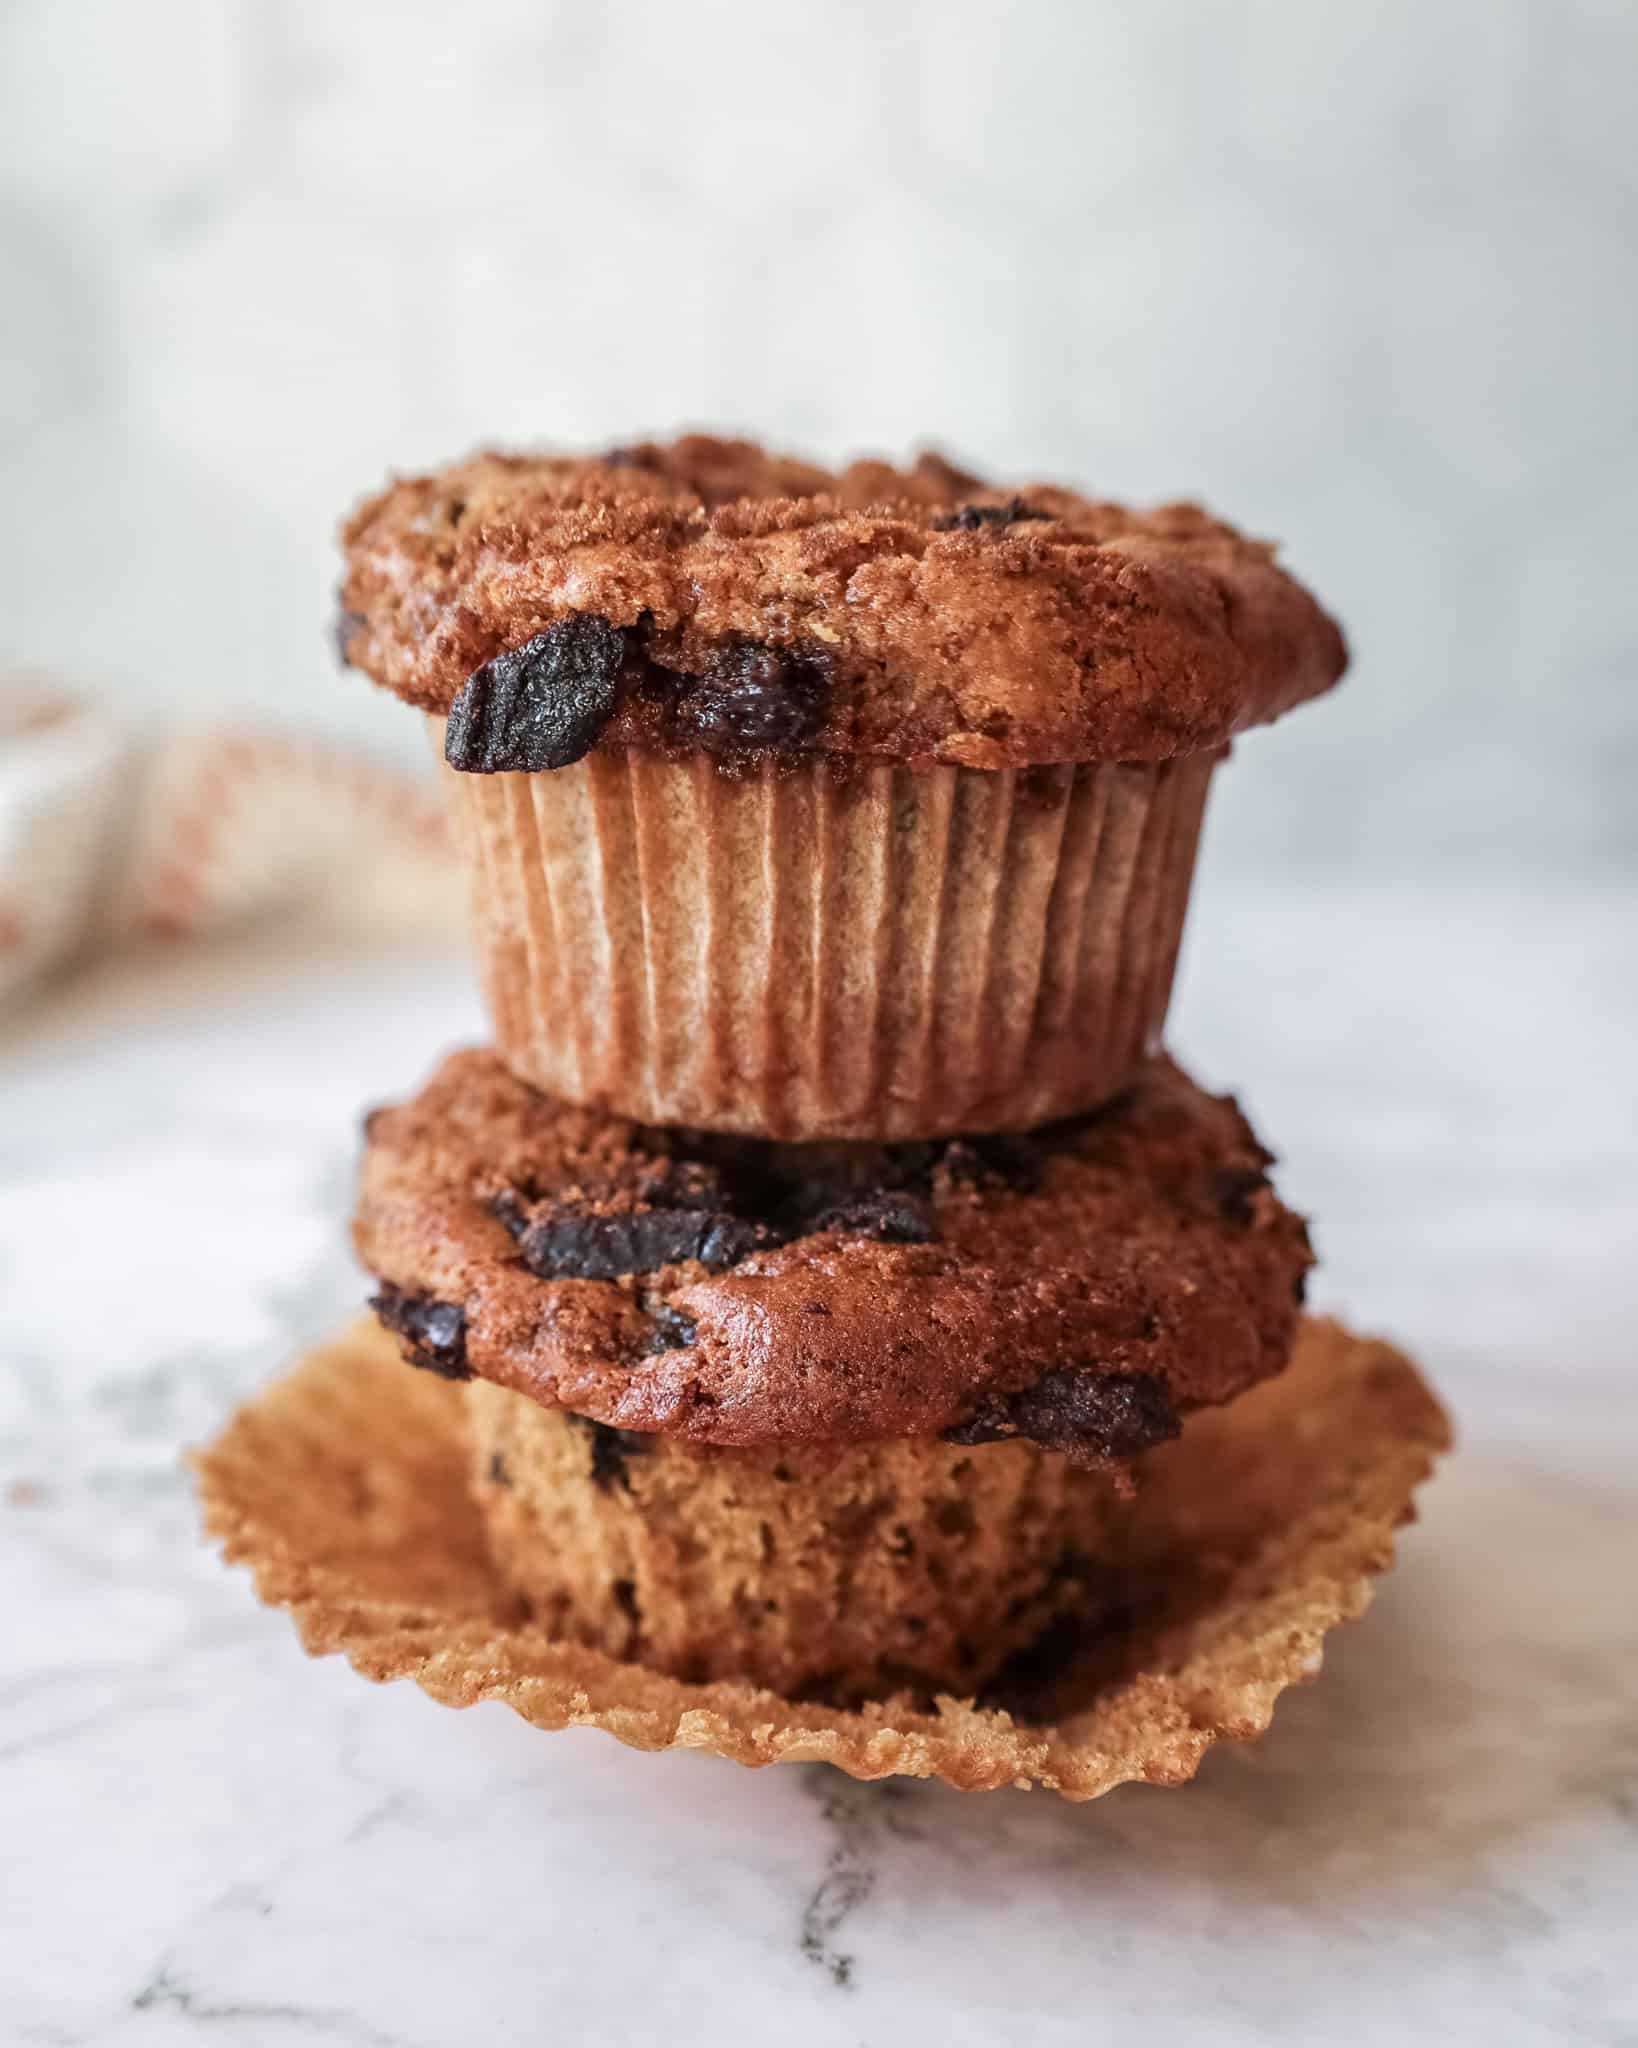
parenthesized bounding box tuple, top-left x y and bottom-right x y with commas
(328, 437, 1382, 1712)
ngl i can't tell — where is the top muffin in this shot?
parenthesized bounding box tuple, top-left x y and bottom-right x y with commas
(338, 436, 1347, 771)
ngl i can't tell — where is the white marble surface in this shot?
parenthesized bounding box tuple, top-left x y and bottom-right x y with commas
(2, 879, 1635, 2046)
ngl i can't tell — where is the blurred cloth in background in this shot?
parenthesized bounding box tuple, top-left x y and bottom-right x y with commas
(0, 682, 460, 1004)
(0, 0, 1633, 888)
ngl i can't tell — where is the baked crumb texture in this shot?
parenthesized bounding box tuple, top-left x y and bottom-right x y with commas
(464, 1379, 1129, 1701)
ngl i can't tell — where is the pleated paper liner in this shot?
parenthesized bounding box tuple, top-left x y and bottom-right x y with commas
(192, 1316, 1449, 1801)
(434, 732, 1218, 1139)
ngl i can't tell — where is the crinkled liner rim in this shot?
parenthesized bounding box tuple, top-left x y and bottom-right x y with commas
(191, 1314, 1449, 1800)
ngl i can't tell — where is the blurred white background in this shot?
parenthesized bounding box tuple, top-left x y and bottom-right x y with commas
(1, 0, 1634, 877)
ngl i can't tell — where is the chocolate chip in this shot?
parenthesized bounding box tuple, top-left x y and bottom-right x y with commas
(515, 1204, 771, 1280)
(1210, 1166, 1270, 1225)
(945, 1369, 1179, 1461)
(333, 603, 365, 669)
(612, 1576, 640, 1619)
(445, 614, 628, 773)
(933, 498, 1051, 532)
(486, 1450, 512, 1488)
(670, 640, 829, 750)
(370, 1283, 469, 1380)
(802, 1189, 936, 1243)
(569, 1413, 653, 1493)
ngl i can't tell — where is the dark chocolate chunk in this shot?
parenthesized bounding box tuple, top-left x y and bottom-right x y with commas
(1209, 1165, 1270, 1225)
(978, 1609, 1090, 1710)
(485, 1186, 531, 1238)
(445, 614, 628, 773)
(633, 1160, 732, 1214)
(941, 1131, 1045, 1194)
(370, 1283, 469, 1380)
(944, 1369, 1179, 1461)
(933, 498, 1051, 532)
(515, 1204, 770, 1280)
(333, 603, 365, 669)
(1001, 1546, 1092, 1626)
(569, 1413, 654, 1493)
(1290, 1217, 1314, 1303)
(802, 1188, 937, 1243)
(643, 1302, 700, 1352)
(670, 640, 829, 750)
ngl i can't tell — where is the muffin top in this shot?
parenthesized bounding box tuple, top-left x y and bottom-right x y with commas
(339, 436, 1347, 771)
(354, 1047, 1313, 1467)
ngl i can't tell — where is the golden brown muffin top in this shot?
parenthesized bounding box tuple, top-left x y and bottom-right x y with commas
(338, 436, 1347, 770)
(353, 1047, 1314, 1465)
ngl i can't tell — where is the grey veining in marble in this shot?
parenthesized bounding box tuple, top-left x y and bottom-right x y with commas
(2, 882, 1634, 2045)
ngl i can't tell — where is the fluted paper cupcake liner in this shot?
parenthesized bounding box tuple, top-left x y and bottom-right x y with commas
(435, 734, 1216, 1138)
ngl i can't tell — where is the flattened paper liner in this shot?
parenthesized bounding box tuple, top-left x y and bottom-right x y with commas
(192, 1316, 1449, 1800)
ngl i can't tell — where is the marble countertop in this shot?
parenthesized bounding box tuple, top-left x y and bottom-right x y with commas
(3, 878, 1634, 2046)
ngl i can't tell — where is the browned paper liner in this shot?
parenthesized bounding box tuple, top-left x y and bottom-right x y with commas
(192, 1316, 1449, 1800)
(434, 732, 1216, 1138)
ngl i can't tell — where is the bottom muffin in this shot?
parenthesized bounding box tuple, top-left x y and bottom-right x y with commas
(463, 1377, 1127, 1701)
